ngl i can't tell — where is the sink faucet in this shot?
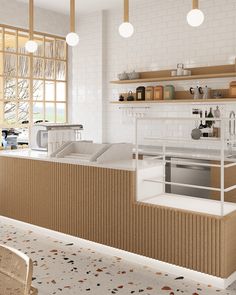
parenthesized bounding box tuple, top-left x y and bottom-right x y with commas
(229, 111, 236, 136)
(228, 111, 236, 154)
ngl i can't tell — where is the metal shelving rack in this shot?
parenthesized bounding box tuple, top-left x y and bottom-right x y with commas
(135, 116, 236, 216)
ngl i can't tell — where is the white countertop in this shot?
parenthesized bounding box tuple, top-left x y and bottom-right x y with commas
(0, 149, 160, 171)
(139, 146, 236, 161)
(142, 194, 236, 216)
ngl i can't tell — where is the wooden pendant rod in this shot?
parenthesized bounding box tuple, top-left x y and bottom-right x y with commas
(192, 0, 199, 9)
(124, 0, 129, 22)
(70, 0, 75, 32)
(29, 0, 34, 39)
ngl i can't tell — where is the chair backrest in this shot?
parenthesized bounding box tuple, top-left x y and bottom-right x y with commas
(0, 244, 33, 294)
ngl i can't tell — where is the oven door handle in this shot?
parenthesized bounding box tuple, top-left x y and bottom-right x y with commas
(175, 164, 209, 171)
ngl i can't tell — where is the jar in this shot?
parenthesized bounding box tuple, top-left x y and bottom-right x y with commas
(136, 86, 145, 101)
(154, 86, 163, 100)
(177, 63, 184, 76)
(145, 86, 154, 100)
(229, 81, 236, 97)
(164, 85, 175, 100)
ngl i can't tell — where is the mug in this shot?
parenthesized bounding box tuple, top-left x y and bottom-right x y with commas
(190, 86, 203, 99)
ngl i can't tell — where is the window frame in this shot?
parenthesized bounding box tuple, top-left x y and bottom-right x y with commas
(0, 24, 68, 128)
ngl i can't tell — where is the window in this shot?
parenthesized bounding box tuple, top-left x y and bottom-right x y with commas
(0, 24, 68, 128)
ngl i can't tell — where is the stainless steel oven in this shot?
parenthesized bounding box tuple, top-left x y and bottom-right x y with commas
(165, 157, 211, 199)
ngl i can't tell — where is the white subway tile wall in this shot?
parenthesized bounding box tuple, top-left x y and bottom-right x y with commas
(70, 0, 236, 145)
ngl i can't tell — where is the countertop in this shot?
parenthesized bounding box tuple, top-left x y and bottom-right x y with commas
(138, 145, 236, 161)
(0, 146, 235, 171)
(0, 149, 160, 171)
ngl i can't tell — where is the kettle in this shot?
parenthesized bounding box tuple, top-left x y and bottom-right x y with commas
(127, 91, 135, 101)
(190, 86, 203, 100)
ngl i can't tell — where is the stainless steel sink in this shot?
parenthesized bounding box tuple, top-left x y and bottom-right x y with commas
(227, 154, 236, 159)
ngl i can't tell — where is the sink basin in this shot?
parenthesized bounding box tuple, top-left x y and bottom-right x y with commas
(227, 154, 236, 159)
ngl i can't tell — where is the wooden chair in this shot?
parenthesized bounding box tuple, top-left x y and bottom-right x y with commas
(0, 244, 38, 295)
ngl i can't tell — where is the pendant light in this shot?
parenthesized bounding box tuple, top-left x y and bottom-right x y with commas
(187, 0, 204, 27)
(119, 0, 134, 38)
(66, 0, 79, 46)
(25, 0, 38, 53)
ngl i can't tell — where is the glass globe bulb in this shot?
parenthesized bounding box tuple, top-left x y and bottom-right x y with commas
(25, 40, 38, 53)
(187, 9, 204, 27)
(119, 22, 134, 38)
(66, 32, 79, 46)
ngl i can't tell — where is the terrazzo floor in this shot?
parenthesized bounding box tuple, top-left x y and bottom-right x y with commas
(0, 220, 236, 295)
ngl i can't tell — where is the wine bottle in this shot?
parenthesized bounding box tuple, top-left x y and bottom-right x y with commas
(199, 111, 204, 129)
(206, 108, 214, 128)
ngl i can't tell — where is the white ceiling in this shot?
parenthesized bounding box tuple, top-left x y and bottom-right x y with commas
(17, 0, 122, 15)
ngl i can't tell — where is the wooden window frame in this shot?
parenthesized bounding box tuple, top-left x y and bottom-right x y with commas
(0, 24, 68, 128)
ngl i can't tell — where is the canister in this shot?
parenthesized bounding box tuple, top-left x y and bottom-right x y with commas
(145, 86, 154, 100)
(229, 81, 236, 97)
(153, 86, 163, 100)
(136, 86, 145, 101)
(164, 85, 175, 100)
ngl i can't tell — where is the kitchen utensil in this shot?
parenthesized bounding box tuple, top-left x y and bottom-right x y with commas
(145, 86, 154, 100)
(190, 86, 203, 99)
(154, 86, 163, 100)
(229, 81, 236, 97)
(164, 85, 175, 100)
(191, 119, 202, 140)
(127, 91, 135, 101)
(136, 86, 145, 101)
(191, 128, 202, 140)
(127, 71, 140, 80)
(119, 95, 124, 101)
(202, 86, 212, 99)
(118, 72, 128, 80)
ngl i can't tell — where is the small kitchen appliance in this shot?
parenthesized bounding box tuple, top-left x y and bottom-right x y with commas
(30, 123, 83, 152)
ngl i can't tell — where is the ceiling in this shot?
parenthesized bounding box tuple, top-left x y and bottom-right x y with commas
(17, 0, 122, 15)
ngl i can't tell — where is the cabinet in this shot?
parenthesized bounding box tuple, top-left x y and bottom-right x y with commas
(211, 161, 236, 203)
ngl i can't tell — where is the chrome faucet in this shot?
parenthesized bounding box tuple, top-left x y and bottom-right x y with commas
(228, 111, 236, 155)
(229, 111, 236, 136)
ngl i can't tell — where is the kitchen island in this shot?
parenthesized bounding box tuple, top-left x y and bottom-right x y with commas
(0, 149, 235, 288)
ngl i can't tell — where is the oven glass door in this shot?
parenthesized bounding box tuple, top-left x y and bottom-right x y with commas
(166, 157, 211, 199)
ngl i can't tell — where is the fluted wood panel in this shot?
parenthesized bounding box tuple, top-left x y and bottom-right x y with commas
(0, 157, 235, 278)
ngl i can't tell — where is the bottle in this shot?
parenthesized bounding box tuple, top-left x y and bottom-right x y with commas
(206, 108, 214, 128)
(202, 111, 208, 137)
(199, 111, 204, 130)
(213, 106, 221, 138)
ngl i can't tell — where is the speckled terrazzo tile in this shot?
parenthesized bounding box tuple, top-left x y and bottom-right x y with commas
(0, 221, 236, 295)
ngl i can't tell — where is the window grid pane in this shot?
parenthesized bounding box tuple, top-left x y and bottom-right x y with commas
(0, 25, 67, 128)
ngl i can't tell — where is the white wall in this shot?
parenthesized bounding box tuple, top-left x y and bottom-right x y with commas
(69, 12, 104, 143)
(71, 0, 236, 143)
(0, 0, 69, 36)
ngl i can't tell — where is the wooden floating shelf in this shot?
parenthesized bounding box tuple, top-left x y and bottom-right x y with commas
(111, 73, 236, 84)
(110, 64, 236, 84)
(110, 98, 236, 104)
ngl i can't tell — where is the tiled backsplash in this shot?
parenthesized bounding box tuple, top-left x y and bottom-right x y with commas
(70, 0, 236, 145)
